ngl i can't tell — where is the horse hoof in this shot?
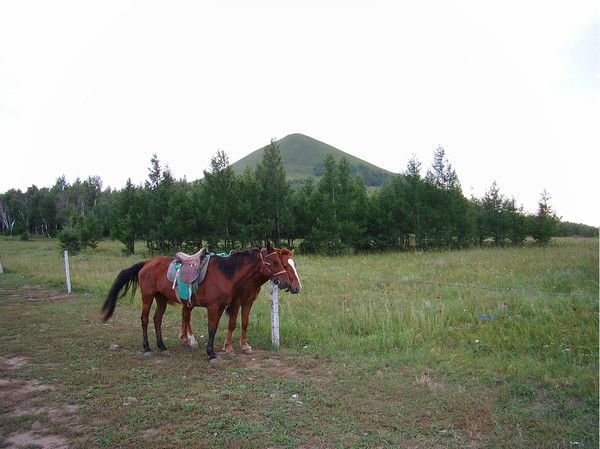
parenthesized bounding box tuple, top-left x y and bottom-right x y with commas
(160, 350, 171, 357)
(208, 357, 219, 365)
(241, 345, 253, 355)
(184, 336, 199, 349)
(143, 351, 153, 357)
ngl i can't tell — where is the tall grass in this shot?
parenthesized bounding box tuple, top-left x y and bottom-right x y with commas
(276, 241, 596, 391)
(1, 236, 597, 398)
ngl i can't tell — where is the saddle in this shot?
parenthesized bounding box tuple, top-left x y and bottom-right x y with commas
(175, 248, 208, 284)
(167, 247, 210, 302)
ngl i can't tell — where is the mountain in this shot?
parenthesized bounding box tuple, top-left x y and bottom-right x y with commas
(229, 133, 394, 187)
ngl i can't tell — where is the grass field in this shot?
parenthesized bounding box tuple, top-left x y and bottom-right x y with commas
(0, 237, 597, 448)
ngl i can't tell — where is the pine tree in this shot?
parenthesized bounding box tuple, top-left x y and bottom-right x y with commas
(146, 154, 162, 190)
(164, 181, 196, 251)
(404, 156, 425, 248)
(532, 190, 558, 245)
(143, 155, 178, 253)
(506, 198, 527, 245)
(424, 146, 465, 247)
(375, 174, 406, 249)
(236, 167, 262, 247)
(111, 178, 143, 254)
(426, 146, 459, 191)
(337, 158, 368, 250)
(302, 155, 368, 253)
(309, 154, 341, 252)
(202, 150, 238, 249)
(255, 139, 289, 246)
(481, 181, 508, 245)
(288, 178, 315, 247)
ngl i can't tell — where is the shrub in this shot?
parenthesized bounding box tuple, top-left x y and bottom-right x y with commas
(58, 227, 82, 255)
(77, 213, 102, 249)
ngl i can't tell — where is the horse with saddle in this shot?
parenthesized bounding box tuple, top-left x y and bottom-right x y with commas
(102, 244, 301, 362)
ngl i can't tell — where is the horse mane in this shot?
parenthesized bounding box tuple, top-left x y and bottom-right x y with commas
(213, 248, 260, 279)
(277, 248, 293, 257)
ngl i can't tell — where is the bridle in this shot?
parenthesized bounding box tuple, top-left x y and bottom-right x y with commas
(259, 249, 287, 281)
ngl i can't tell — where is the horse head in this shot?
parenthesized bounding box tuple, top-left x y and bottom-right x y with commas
(275, 248, 302, 294)
(260, 246, 292, 291)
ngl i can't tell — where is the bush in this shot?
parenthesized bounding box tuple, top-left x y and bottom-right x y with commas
(19, 231, 30, 241)
(55, 212, 103, 254)
(58, 228, 82, 255)
(74, 212, 103, 249)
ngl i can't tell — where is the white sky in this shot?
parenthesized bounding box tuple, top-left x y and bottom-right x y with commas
(0, 0, 598, 225)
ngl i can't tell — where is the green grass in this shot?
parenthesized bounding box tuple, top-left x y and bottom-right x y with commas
(0, 237, 597, 448)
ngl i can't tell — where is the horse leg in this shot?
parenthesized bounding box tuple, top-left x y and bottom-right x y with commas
(141, 295, 153, 355)
(153, 295, 169, 354)
(205, 304, 225, 362)
(179, 306, 199, 349)
(240, 301, 254, 355)
(178, 306, 189, 342)
(223, 302, 240, 355)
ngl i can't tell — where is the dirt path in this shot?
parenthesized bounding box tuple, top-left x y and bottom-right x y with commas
(0, 358, 76, 448)
(0, 282, 78, 449)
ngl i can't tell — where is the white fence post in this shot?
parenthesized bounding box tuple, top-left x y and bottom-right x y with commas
(0, 256, 4, 274)
(63, 250, 71, 294)
(269, 280, 280, 347)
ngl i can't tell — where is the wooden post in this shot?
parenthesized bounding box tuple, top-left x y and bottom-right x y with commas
(269, 280, 280, 347)
(63, 251, 71, 294)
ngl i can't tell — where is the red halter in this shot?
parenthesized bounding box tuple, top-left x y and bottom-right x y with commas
(259, 249, 287, 280)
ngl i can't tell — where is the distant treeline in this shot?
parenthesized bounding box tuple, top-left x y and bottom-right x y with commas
(555, 221, 599, 238)
(0, 141, 596, 254)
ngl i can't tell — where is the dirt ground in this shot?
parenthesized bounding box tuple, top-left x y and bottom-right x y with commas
(0, 284, 308, 449)
(1, 356, 72, 448)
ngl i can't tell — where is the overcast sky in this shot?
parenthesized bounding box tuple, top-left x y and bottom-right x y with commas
(0, 0, 598, 225)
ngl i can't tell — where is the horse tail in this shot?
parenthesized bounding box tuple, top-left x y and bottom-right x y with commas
(101, 262, 145, 322)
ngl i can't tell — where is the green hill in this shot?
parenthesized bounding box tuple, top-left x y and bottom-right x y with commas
(230, 133, 395, 187)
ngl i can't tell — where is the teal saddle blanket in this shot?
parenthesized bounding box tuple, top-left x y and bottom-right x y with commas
(167, 260, 208, 301)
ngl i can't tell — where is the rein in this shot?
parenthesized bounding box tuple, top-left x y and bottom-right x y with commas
(259, 250, 286, 279)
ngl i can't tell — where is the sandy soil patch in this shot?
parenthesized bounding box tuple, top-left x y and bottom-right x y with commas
(0, 356, 29, 370)
(3, 431, 70, 449)
(0, 377, 76, 449)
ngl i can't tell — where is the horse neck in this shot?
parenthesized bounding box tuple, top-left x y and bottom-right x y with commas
(228, 255, 264, 288)
(253, 271, 270, 287)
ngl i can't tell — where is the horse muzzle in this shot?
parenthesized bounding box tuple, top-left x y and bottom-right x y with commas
(286, 284, 300, 294)
(273, 279, 290, 290)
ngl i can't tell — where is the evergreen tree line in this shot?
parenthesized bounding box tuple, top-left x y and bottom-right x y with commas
(1, 141, 596, 254)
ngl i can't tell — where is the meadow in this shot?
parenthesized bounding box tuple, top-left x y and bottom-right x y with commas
(0, 237, 597, 448)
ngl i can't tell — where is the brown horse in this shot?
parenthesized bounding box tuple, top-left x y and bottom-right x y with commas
(179, 247, 301, 354)
(101, 245, 291, 361)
